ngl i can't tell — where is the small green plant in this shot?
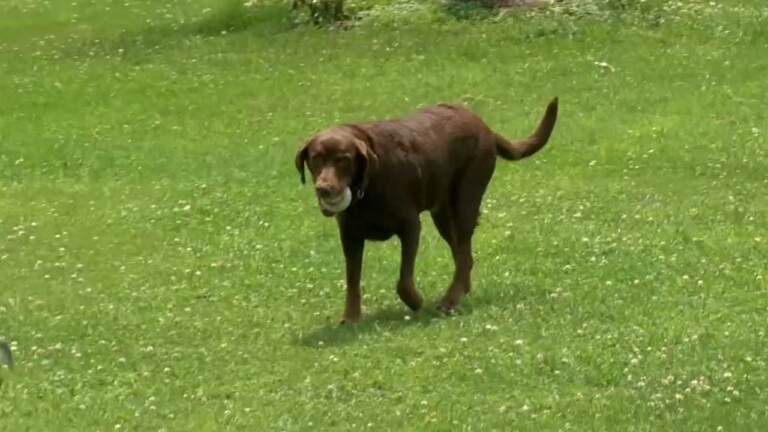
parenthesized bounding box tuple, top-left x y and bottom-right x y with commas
(291, 0, 347, 25)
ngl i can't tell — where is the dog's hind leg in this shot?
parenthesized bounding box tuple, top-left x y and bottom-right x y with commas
(431, 207, 467, 312)
(435, 152, 496, 312)
(396, 217, 424, 311)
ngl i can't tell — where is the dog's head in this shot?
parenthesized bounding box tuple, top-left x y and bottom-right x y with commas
(295, 127, 378, 217)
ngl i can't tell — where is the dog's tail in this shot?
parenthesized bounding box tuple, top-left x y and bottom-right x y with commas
(495, 97, 558, 161)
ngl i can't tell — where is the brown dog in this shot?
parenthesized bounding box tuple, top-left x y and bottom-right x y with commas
(295, 98, 558, 323)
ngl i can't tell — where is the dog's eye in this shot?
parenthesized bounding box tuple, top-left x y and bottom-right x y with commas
(309, 155, 324, 167)
(336, 156, 351, 165)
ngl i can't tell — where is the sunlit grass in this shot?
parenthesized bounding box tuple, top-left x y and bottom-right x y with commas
(1, 0, 767, 430)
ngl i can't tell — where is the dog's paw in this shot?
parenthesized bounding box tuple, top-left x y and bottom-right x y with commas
(339, 315, 361, 325)
(436, 301, 458, 316)
(397, 284, 423, 312)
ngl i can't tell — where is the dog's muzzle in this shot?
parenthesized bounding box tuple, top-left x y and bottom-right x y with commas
(318, 187, 352, 216)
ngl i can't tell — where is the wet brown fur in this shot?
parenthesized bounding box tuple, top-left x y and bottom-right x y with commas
(295, 98, 559, 323)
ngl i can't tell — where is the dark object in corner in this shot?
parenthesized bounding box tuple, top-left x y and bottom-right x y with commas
(0, 341, 12, 369)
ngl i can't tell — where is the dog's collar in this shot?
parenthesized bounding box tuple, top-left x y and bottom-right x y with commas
(352, 186, 365, 201)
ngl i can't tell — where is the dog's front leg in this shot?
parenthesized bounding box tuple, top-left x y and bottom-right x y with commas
(339, 228, 364, 324)
(396, 218, 423, 311)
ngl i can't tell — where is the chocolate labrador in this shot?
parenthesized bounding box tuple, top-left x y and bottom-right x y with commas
(295, 97, 558, 323)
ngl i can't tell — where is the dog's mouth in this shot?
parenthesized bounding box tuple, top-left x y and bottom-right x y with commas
(317, 188, 352, 217)
(320, 193, 344, 206)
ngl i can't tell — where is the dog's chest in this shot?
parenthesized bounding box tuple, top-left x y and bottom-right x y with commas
(362, 222, 397, 241)
(360, 209, 399, 241)
(343, 203, 401, 241)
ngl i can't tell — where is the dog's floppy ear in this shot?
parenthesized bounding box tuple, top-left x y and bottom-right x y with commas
(345, 125, 378, 195)
(352, 137, 378, 195)
(294, 140, 311, 184)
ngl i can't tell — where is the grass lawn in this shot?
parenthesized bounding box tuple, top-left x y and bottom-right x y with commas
(1, 0, 767, 430)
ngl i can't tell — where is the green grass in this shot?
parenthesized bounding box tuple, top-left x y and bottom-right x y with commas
(1, 0, 767, 430)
